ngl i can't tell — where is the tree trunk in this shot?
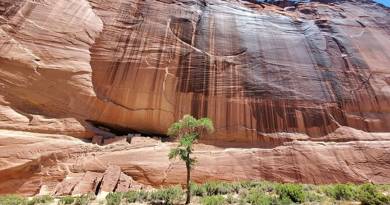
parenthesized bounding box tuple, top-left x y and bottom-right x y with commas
(185, 162, 191, 204)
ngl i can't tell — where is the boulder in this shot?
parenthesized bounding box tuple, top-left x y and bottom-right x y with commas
(72, 172, 103, 195)
(54, 175, 83, 196)
(99, 165, 121, 193)
(115, 173, 132, 193)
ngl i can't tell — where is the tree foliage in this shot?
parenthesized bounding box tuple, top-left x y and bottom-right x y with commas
(168, 115, 214, 169)
(168, 115, 214, 204)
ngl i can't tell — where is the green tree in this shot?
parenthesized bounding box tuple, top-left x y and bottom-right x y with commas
(168, 115, 214, 204)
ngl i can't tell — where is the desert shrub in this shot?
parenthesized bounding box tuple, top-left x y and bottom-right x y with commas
(58, 196, 75, 205)
(239, 181, 276, 194)
(238, 189, 249, 202)
(123, 191, 139, 203)
(358, 191, 384, 205)
(254, 182, 276, 194)
(123, 190, 150, 203)
(275, 183, 305, 203)
(226, 194, 237, 204)
(230, 182, 242, 194)
(357, 183, 390, 205)
(325, 184, 356, 200)
(240, 181, 263, 190)
(376, 184, 390, 199)
(191, 183, 207, 196)
(302, 184, 313, 191)
(201, 195, 225, 205)
(28, 195, 54, 205)
(74, 194, 93, 205)
(262, 182, 277, 193)
(245, 190, 273, 205)
(305, 191, 325, 202)
(150, 186, 183, 205)
(276, 197, 294, 205)
(0, 195, 28, 205)
(203, 181, 234, 196)
(137, 190, 150, 202)
(105, 192, 123, 205)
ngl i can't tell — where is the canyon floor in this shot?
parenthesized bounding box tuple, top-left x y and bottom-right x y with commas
(1, 179, 389, 204)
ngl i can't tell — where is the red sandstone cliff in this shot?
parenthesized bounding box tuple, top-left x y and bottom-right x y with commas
(0, 0, 389, 196)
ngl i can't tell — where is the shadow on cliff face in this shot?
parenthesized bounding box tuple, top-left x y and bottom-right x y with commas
(86, 120, 142, 137)
(85, 0, 390, 147)
(0, 0, 382, 147)
(85, 120, 170, 142)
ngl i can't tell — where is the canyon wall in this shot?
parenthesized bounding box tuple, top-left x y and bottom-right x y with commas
(1, 0, 389, 143)
(0, 0, 389, 195)
(1, 128, 389, 196)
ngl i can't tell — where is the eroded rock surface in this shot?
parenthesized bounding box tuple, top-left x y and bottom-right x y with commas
(0, 0, 389, 142)
(0, 129, 389, 196)
(0, 0, 389, 196)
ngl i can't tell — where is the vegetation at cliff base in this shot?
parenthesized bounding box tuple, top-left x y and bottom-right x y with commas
(2, 181, 388, 205)
(0, 195, 27, 205)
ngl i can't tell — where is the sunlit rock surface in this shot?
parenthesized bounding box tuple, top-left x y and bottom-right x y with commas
(1, 0, 390, 142)
(0, 129, 389, 196)
(0, 0, 390, 195)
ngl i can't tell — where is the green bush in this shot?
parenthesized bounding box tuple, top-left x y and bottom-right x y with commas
(74, 194, 92, 205)
(305, 191, 325, 202)
(276, 197, 294, 205)
(2, 180, 388, 205)
(123, 191, 139, 203)
(201, 195, 225, 205)
(239, 181, 263, 189)
(239, 181, 276, 194)
(255, 182, 276, 194)
(245, 190, 273, 205)
(137, 190, 150, 202)
(105, 192, 123, 205)
(28, 195, 54, 205)
(0, 195, 28, 205)
(123, 190, 149, 203)
(275, 183, 305, 203)
(357, 183, 390, 205)
(191, 183, 207, 196)
(230, 182, 242, 194)
(325, 184, 356, 200)
(150, 186, 183, 205)
(302, 184, 315, 192)
(58, 196, 75, 205)
(204, 181, 234, 196)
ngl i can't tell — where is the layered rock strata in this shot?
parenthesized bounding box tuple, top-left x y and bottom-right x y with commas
(0, 129, 389, 196)
(0, 0, 389, 143)
(0, 0, 389, 196)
